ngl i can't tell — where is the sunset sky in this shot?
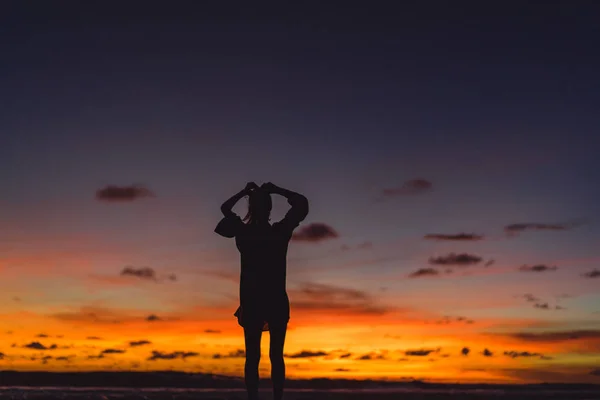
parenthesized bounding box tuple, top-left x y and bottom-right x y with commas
(1, 2, 599, 384)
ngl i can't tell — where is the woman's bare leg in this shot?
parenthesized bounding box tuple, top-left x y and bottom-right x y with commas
(269, 320, 287, 400)
(244, 322, 263, 400)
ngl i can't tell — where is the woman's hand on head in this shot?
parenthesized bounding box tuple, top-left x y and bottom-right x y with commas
(244, 182, 259, 193)
(261, 182, 276, 193)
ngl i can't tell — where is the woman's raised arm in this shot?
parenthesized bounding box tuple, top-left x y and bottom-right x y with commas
(262, 182, 309, 225)
(221, 182, 258, 217)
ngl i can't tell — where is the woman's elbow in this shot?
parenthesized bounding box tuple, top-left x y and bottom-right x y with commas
(299, 196, 309, 218)
(220, 205, 232, 216)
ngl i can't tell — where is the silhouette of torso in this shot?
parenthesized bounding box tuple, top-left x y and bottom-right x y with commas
(235, 221, 291, 304)
(215, 214, 299, 326)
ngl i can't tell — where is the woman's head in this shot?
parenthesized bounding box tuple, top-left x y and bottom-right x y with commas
(244, 187, 272, 223)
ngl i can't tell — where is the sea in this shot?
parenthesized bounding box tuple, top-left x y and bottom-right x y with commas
(0, 387, 599, 400)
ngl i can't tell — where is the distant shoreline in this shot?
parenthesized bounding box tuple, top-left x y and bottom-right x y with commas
(0, 371, 598, 390)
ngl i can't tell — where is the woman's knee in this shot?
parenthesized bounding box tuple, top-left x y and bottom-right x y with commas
(245, 350, 261, 365)
(269, 349, 284, 364)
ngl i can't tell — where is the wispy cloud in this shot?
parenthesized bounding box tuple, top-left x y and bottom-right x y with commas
(408, 268, 439, 278)
(405, 348, 440, 357)
(523, 294, 540, 303)
(506, 330, 600, 342)
(429, 316, 474, 325)
(382, 179, 432, 197)
(429, 253, 483, 266)
(23, 342, 57, 350)
(212, 349, 245, 359)
(424, 233, 483, 241)
(101, 349, 126, 355)
(148, 351, 199, 361)
(121, 266, 157, 281)
(582, 269, 600, 278)
(128, 340, 152, 347)
(356, 352, 389, 360)
(95, 185, 155, 202)
(504, 350, 548, 359)
(504, 221, 582, 236)
(292, 223, 339, 242)
(519, 264, 557, 273)
(289, 282, 394, 316)
(285, 350, 329, 359)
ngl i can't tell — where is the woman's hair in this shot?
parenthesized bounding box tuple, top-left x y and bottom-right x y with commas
(243, 188, 272, 223)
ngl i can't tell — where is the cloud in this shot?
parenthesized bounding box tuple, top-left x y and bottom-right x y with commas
(146, 314, 161, 322)
(482, 348, 493, 357)
(405, 348, 439, 357)
(534, 303, 550, 310)
(424, 233, 483, 241)
(285, 350, 329, 359)
(86, 336, 103, 340)
(121, 266, 157, 281)
(429, 253, 482, 266)
(356, 352, 388, 360)
(504, 221, 582, 236)
(128, 340, 152, 347)
(292, 223, 339, 242)
(148, 351, 199, 361)
(95, 185, 154, 202)
(294, 282, 369, 302)
(382, 179, 432, 197)
(523, 294, 540, 303)
(408, 268, 440, 278)
(119, 267, 176, 283)
(334, 368, 353, 372)
(101, 349, 126, 355)
(212, 349, 245, 359)
(484, 259, 495, 267)
(0, 352, 4, 360)
(519, 264, 557, 272)
(583, 269, 600, 278)
(506, 330, 600, 343)
(289, 282, 393, 316)
(461, 347, 470, 356)
(55, 356, 74, 361)
(204, 329, 221, 334)
(504, 351, 547, 359)
(339, 353, 353, 359)
(591, 369, 600, 376)
(431, 316, 475, 325)
(36, 334, 49, 338)
(52, 306, 140, 325)
(23, 342, 57, 350)
(40, 355, 53, 364)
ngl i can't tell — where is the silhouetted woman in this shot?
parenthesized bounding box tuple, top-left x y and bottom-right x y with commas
(215, 182, 309, 400)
